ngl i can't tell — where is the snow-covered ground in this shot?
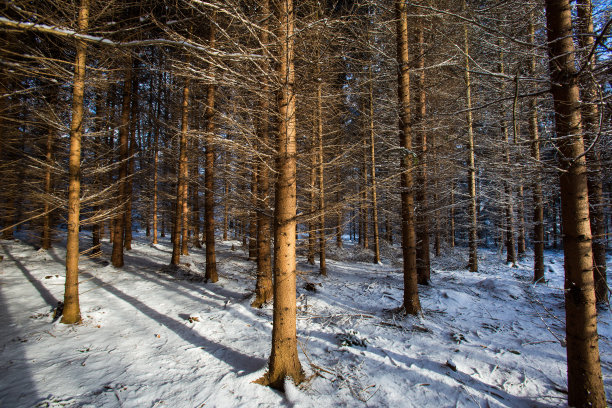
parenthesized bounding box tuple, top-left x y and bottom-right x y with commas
(0, 233, 610, 407)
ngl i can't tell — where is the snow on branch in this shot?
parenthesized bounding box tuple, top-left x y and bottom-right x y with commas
(0, 16, 264, 61)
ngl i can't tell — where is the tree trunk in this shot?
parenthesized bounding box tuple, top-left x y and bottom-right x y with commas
(171, 76, 190, 265)
(204, 14, 218, 282)
(367, 56, 381, 264)
(91, 88, 106, 255)
(450, 183, 456, 249)
(361, 146, 368, 250)
(415, 18, 429, 282)
(307, 149, 316, 264)
(223, 170, 229, 241)
(258, 0, 303, 389)
(317, 74, 326, 276)
(464, 15, 478, 272)
(249, 170, 258, 260)
(529, 13, 545, 282)
(544, 0, 606, 405)
(516, 184, 526, 257)
(111, 58, 132, 268)
(191, 136, 202, 249)
(62, 0, 88, 324)
(41, 86, 57, 250)
(396, 0, 421, 315)
(576, 0, 607, 304)
(252, 0, 273, 308)
(152, 74, 161, 245)
(124, 64, 138, 251)
(499, 46, 517, 266)
(336, 193, 343, 248)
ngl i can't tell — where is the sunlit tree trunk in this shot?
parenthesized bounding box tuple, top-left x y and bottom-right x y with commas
(258, 0, 304, 388)
(62, 0, 89, 324)
(544, 0, 605, 405)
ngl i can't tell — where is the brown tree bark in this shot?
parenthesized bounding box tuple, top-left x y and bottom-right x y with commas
(450, 183, 456, 249)
(258, 0, 303, 389)
(204, 14, 218, 282)
(528, 15, 544, 284)
(171, 76, 190, 265)
(191, 136, 202, 249)
(124, 64, 138, 251)
(41, 86, 57, 250)
(576, 0, 607, 304)
(396, 0, 421, 315)
(516, 184, 526, 257)
(91, 88, 106, 255)
(307, 148, 316, 265)
(111, 58, 132, 268)
(361, 148, 368, 250)
(464, 15, 478, 272)
(499, 46, 517, 266)
(62, 0, 89, 324)
(249, 170, 258, 260)
(335, 193, 343, 248)
(223, 169, 229, 241)
(545, 0, 606, 405)
(316, 71, 326, 276)
(151, 75, 161, 245)
(415, 17, 429, 282)
(252, 0, 273, 308)
(367, 53, 381, 265)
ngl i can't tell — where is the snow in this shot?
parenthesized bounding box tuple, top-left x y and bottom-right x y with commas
(1, 234, 610, 407)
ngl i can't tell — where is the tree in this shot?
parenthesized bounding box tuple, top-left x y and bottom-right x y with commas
(170, 73, 190, 265)
(414, 12, 430, 282)
(528, 13, 545, 283)
(463, 4, 478, 273)
(397, 0, 421, 315)
(62, 0, 89, 325)
(544, 0, 605, 405)
(252, 0, 273, 308)
(258, 0, 304, 389)
(111, 57, 132, 268)
(204, 13, 218, 283)
(576, 0, 608, 304)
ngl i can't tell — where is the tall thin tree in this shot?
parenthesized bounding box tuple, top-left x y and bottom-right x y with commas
(62, 0, 89, 324)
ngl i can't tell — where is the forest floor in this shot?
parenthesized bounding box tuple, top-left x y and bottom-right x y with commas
(0, 233, 611, 407)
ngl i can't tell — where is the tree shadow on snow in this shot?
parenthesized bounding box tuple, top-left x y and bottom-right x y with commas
(79, 271, 266, 375)
(0, 248, 42, 406)
(1, 245, 60, 308)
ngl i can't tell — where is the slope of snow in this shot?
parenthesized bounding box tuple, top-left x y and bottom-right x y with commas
(0, 234, 610, 407)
